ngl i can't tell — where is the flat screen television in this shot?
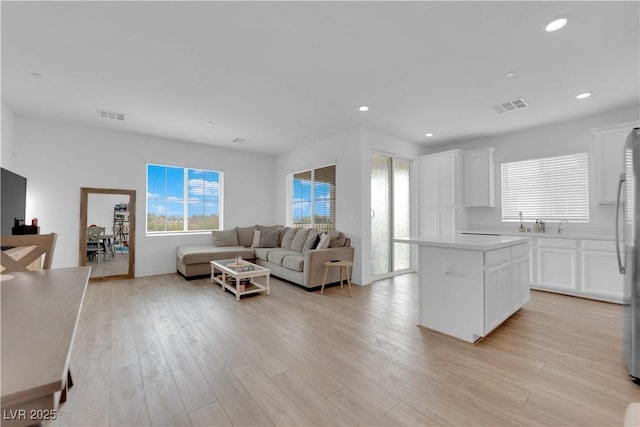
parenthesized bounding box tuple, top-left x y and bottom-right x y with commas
(1, 167, 27, 235)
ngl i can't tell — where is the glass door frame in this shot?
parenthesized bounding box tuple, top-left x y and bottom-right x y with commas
(370, 152, 414, 281)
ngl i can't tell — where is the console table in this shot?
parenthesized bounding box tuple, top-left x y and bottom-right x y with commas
(1, 267, 90, 426)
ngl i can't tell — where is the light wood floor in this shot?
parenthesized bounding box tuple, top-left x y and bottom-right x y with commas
(51, 273, 639, 426)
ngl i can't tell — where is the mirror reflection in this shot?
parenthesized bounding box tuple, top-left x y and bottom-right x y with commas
(80, 188, 135, 281)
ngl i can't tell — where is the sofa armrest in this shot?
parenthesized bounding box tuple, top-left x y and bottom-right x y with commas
(303, 246, 355, 287)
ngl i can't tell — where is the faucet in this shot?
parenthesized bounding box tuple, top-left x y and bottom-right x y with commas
(558, 219, 568, 234)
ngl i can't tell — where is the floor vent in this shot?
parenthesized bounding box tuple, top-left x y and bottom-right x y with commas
(97, 109, 125, 121)
(490, 98, 528, 114)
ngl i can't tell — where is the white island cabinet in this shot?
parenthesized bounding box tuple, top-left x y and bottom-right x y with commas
(396, 235, 531, 343)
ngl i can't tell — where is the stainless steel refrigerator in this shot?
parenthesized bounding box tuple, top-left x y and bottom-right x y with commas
(616, 127, 640, 385)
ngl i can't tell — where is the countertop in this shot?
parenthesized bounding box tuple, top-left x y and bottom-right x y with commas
(395, 235, 531, 251)
(458, 230, 615, 241)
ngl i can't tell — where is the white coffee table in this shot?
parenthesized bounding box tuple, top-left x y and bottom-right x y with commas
(210, 259, 270, 301)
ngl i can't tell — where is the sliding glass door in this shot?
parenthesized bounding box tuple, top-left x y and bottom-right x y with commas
(371, 153, 412, 277)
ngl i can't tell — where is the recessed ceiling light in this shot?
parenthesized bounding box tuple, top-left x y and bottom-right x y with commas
(545, 18, 567, 32)
(576, 91, 592, 99)
(358, 106, 369, 112)
(505, 71, 516, 78)
(204, 121, 214, 126)
(425, 132, 435, 137)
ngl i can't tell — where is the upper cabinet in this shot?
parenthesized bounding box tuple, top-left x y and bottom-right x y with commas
(592, 122, 639, 204)
(463, 147, 495, 207)
(418, 150, 463, 237)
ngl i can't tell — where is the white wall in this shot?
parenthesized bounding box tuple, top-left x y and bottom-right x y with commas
(425, 106, 640, 236)
(275, 127, 365, 282)
(13, 116, 276, 276)
(1, 102, 17, 170)
(274, 126, 421, 285)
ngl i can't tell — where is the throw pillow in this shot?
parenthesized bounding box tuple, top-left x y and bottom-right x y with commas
(212, 229, 239, 247)
(251, 230, 261, 248)
(280, 227, 297, 249)
(328, 231, 347, 248)
(291, 228, 311, 252)
(316, 233, 330, 249)
(260, 229, 280, 248)
(302, 228, 322, 252)
(236, 226, 257, 247)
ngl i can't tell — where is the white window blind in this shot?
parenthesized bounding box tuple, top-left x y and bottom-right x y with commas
(501, 152, 589, 222)
(147, 164, 223, 233)
(292, 165, 336, 231)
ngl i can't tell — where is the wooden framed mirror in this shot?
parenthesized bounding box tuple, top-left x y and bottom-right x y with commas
(79, 187, 135, 281)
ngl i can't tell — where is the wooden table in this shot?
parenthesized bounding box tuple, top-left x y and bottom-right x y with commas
(1, 267, 90, 426)
(211, 259, 270, 301)
(321, 260, 353, 296)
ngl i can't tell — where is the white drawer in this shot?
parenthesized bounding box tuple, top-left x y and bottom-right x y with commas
(538, 238, 578, 249)
(582, 240, 615, 252)
(485, 247, 510, 266)
(511, 243, 530, 259)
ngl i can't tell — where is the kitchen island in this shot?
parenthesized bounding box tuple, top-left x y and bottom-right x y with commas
(396, 235, 531, 343)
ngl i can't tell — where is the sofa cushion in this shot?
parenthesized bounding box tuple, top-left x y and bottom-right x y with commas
(328, 231, 347, 248)
(236, 226, 257, 247)
(282, 255, 304, 272)
(177, 245, 252, 265)
(212, 230, 239, 247)
(280, 227, 297, 249)
(316, 233, 330, 249)
(253, 247, 272, 261)
(277, 226, 290, 245)
(302, 228, 322, 252)
(257, 224, 283, 232)
(291, 228, 310, 252)
(260, 229, 280, 248)
(267, 249, 300, 266)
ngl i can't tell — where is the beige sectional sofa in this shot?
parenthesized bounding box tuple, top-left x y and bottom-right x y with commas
(176, 225, 355, 289)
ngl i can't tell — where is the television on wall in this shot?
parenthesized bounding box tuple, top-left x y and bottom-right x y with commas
(1, 167, 27, 235)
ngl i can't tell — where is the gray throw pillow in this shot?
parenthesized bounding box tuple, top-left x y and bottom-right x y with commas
(291, 228, 311, 252)
(260, 229, 280, 248)
(328, 231, 347, 248)
(212, 229, 239, 247)
(235, 226, 257, 247)
(280, 227, 297, 249)
(302, 228, 322, 252)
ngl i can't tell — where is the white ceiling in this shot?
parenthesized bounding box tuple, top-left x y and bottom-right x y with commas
(2, 1, 639, 155)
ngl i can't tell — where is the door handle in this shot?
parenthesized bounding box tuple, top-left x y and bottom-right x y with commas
(615, 173, 626, 274)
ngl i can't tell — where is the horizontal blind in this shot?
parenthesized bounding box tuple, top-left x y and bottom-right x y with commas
(501, 152, 589, 222)
(313, 165, 336, 231)
(292, 165, 336, 231)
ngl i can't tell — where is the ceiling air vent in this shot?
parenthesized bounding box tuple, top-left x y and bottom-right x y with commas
(490, 98, 528, 114)
(96, 109, 125, 121)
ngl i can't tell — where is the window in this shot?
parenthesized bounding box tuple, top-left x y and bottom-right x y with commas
(147, 164, 223, 233)
(292, 165, 336, 231)
(501, 152, 589, 222)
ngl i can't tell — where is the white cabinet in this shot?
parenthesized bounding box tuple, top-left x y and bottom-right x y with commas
(537, 238, 578, 291)
(580, 240, 624, 301)
(484, 261, 511, 333)
(412, 237, 531, 343)
(464, 147, 495, 207)
(530, 236, 622, 303)
(419, 150, 462, 237)
(591, 122, 639, 204)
